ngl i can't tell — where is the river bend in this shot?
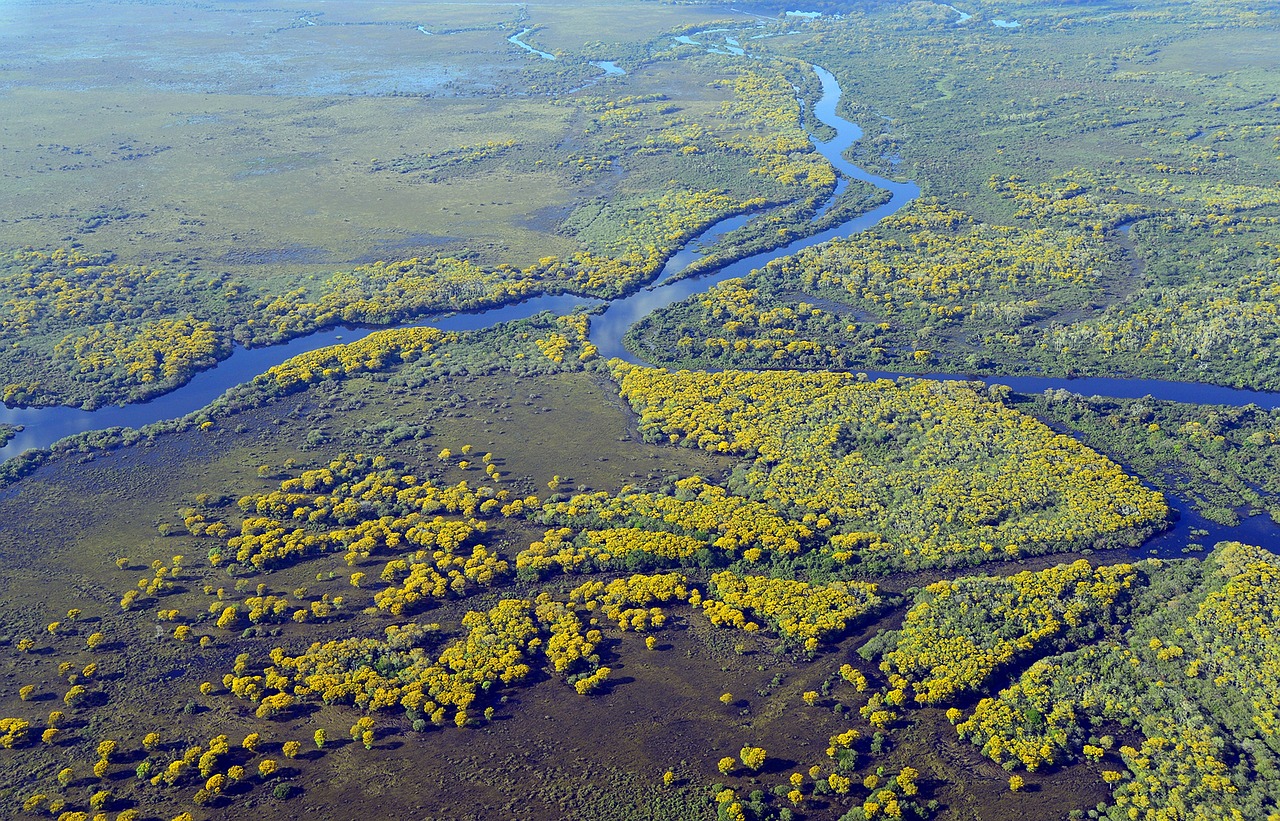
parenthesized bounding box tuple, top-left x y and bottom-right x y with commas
(1, 62, 1277, 553)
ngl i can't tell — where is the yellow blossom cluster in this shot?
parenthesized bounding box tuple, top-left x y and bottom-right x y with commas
(231, 574, 697, 721)
(1185, 542, 1280, 738)
(614, 364, 1167, 564)
(883, 560, 1140, 703)
(1109, 719, 1245, 821)
(988, 170, 1152, 230)
(0, 248, 155, 337)
(262, 602, 536, 722)
(373, 544, 508, 616)
(572, 667, 612, 695)
(515, 526, 705, 576)
(54, 317, 222, 385)
(712, 69, 836, 192)
(761, 200, 1109, 322)
(956, 655, 1086, 771)
(705, 571, 882, 644)
(260, 256, 545, 334)
(262, 327, 458, 392)
(534, 595, 602, 676)
(567, 573, 692, 632)
(197, 454, 506, 570)
(533, 332, 572, 364)
(0, 717, 31, 748)
(1048, 274, 1280, 372)
(536, 476, 811, 557)
(533, 313, 597, 364)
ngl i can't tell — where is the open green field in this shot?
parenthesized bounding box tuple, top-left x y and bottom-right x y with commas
(0, 0, 844, 407)
(0, 0, 744, 273)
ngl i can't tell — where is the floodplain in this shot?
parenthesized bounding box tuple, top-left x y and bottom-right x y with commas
(1, 2, 1279, 821)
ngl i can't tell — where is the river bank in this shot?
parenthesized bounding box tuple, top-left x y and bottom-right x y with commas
(2, 58, 1276, 555)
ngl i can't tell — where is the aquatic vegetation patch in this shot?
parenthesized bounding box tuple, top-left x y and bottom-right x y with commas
(613, 364, 1168, 568)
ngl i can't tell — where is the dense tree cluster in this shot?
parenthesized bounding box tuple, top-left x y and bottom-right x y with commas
(879, 560, 1140, 705)
(225, 571, 695, 726)
(1184, 543, 1280, 740)
(705, 571, 882, 648)
(916, 543, 1280, 819)
(537, 476, 812, 556)
(625, 199, 1115, 373)
(614, 364, 1167, 567)
(262, 328, 460, 393)
(1029, 391, 1280, 525)
(193, 454, 508, 573)
(516, 526, 705, 577)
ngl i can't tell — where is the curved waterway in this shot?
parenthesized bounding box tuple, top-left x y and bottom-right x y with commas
(0, 64, 915, 460)
(507, 29, 627, 82)
(507, 28, 556, 61)
(1, 63, 1277, 552)
(0, 293, 599, 460)
(589, 65, 920, 363)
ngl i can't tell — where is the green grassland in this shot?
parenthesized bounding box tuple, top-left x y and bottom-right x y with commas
(0, 0, 853, 408)
(631, 0, 1280, 390)
(2, 2, 1280, 821)
(0, 320, 1175, 821)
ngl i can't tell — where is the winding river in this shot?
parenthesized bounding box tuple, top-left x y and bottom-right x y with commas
(1, 62, 1277, 552)
(590, 65, 919, 363)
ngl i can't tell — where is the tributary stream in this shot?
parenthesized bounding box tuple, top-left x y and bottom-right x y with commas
(2, 62, 1276, 553)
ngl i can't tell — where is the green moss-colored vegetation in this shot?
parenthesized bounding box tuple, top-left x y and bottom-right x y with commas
(627, 2, 1280, 390)
(1025, 391, 1280, 526)
(3, 1, 1279, 820)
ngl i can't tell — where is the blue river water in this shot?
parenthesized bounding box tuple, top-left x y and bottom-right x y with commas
(0, 293, 600, 460)
(507, 28, 556, 60)
(507, 29, 626, 82)
(1, 59, 1276, 553)
(589, 65, 920, 363)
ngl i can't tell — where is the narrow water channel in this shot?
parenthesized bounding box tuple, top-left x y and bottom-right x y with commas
(2, 60, 1276, 553)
